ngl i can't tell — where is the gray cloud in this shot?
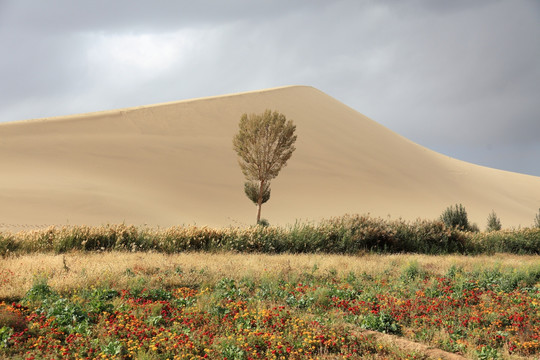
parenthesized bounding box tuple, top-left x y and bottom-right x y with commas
(0, 0, 539, 175)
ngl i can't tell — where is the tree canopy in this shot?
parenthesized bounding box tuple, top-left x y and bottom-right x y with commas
(244, 181, 271, 205)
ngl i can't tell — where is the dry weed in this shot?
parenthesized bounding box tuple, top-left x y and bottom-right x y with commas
(1, 252, 539, 300)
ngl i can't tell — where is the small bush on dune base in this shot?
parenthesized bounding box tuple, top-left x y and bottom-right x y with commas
(440, 204, 471, 231)
(486, 210, 502, 232)
(535, 208, 540, 228)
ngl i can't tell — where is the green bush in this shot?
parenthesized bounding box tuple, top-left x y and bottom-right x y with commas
(361, 312, 402, 335)
(23, 277, 57, 303)
(469, 228, 540, 254)
(394, 219, 466, 254)
(0, 234, 17, 257)
(486, 210, 502, 232)
(401, 260, 423, 281)
(440, 204, 471, 231)
(476, 345, 500, 360)
(0, 327, 12, 349)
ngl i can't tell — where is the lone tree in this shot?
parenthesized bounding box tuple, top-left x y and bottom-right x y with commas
(233, 109, 297, 223)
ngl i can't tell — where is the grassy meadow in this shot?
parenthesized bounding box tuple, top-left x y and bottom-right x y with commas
(1, 216, 540, 359)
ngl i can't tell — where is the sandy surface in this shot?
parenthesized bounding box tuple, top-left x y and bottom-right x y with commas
(1, 85, 539, 229)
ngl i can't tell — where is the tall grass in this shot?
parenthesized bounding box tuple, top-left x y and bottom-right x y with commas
(1, 214, 539, 256)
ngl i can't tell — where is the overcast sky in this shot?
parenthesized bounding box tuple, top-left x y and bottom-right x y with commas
(1, 0, 539, 176)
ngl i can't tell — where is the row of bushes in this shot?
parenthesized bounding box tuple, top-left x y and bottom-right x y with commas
(440, 203, 540, 232)
(1, 214, 540, 256)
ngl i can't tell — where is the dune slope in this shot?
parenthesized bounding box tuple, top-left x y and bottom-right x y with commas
(1, 85, 539, 229)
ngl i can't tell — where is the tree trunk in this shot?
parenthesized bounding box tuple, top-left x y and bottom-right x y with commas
(256, 202, 262, 224)
(256, 180, 264, 223)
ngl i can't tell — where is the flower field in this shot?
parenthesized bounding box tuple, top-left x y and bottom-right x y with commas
(1, 255, 539, 359)
(1, 283, 422, 360)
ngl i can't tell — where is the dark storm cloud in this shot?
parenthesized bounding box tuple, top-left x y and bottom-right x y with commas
(0, 0, 539, 175)
(336, 0, 540, 173)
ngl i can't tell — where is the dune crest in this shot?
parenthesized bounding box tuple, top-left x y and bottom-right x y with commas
(1, 85, 539, 229)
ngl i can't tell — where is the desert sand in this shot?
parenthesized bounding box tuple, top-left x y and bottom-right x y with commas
(1, 85, 539, 230)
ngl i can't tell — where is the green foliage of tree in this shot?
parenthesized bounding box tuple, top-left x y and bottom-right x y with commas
(440, 204, 471, 231)
(244, 181, 270, 205)
(486, 210, 502, 232)
(233, 110, 297, 223)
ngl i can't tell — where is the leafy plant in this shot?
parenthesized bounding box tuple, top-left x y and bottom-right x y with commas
(215, 278, 243, 300)
(476, 345, 500, 359)
(244, 181, 271, 206)
(140, 288, 172, 301)
(102, 340, 123, 356)
(257, 218, 270, 227)
(0, 327, 12, 349)
(23, 276, 57, 303)
(39, 298, 88, 331)
(486, 210, 502, 232)
(401, 260, 423, 281)
(440, 204, 471, 231)
(361, 312, 402, 335)
(221, 344, 247, 360)
(445, 264, 463, 279)
(147, 315, 164, 326)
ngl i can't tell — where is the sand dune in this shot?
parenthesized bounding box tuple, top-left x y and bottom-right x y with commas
(1, 85, 539, 230)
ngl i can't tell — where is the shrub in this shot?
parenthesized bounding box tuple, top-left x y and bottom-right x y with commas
(320, 215, 397, 253)
(0, 326, 12, 349)
(395, 219, 466, 254)
(476, 345, 500, 359)
(440, 204, 471, 231)
(361, 312, 402, 335)
(534, 208, 540, 228)
(401, 260, 423, 281)
(486, 210, 502, 232)
(471, 228, 540, 254)
(23, 277, 57, 303)
(0, 234, 17, 257)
